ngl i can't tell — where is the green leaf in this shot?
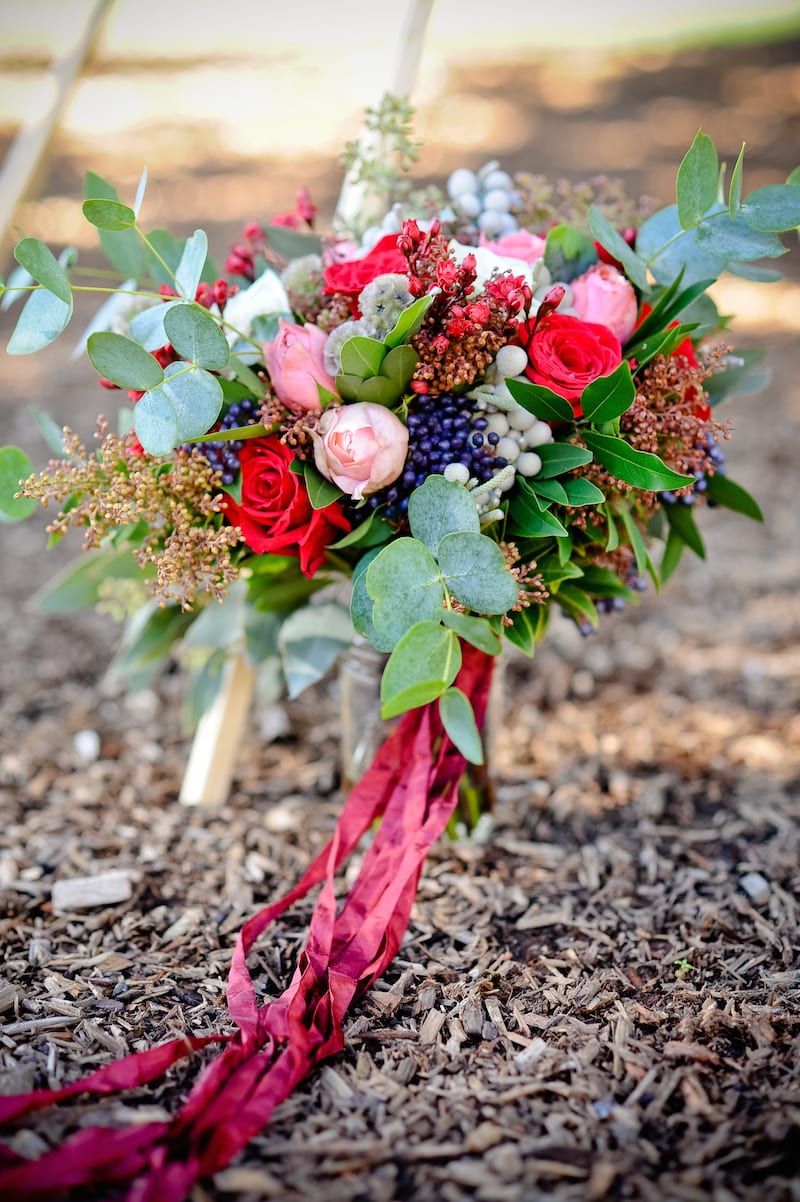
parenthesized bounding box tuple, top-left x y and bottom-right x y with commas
(327, 508, 392, 550)
(704, 473, 763, 521)
(441, 609, 502, 655)
(339, 335, 387, 379)
(440, 687, 484, 764)
(87, 331, 165, 390)
(562, 476, 605, 506)
(142, 228, 186, 287)
(660, 527, 685, 582)
(82, 198, 137, 231)
(625, 324, 697, 374)
(438, 531, 520, 614)
(530, 478, 569, 505)
(618, 502, 657, 578)
(384, 293, 434, 349)
(350, 548, 394, 652)
(175, 230, 208, 300)
(13, 238, 72, 304)
(578, 566, 636, 600)
(582, 431, 694, 492)
(637, 205, 726, 287)
(740, 184, 800, 232)
(676, 130, 720, 229)
(0, 446, 37, 521)
(729, 143, 746, 219)
(303, 460, 344, 508)
(544, 223, 597, 282)
(7, 284, 73, 354)
(408, 475, 480, 557)
(84, 171, 145, 277)
(263, 224, 323, 261)
(695, 215, 787, 262)
(278, 602, 353, 698)
(110, 602, 193, 689)
(554, 583, 599, 629)
(367, 538, 444, 645)
(506, 377, 575, 423)
(509, 483, 569, 538)
(506, 603, 548, 656)
(183, 582, 246, 649)
(704, 348, 767, 405)
(380, 343, 418, 389)
(580, 361, 635, 422)
(629, 276, 715, 345)
(134, 363, 223, 456)
(602, 503, 619, 551)
(1, 263, 33, 312)
(163, 303, 229, 370)
(380, 621, 461, 719)
(534, 441, 593, 478)
(32, 546, 148, 612)
(588, 206, 648, 290)
(128, 299, 174, 350)
(663, 499, 706, 558)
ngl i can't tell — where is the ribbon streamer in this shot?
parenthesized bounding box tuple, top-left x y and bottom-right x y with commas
(0, 644, 493, 1201)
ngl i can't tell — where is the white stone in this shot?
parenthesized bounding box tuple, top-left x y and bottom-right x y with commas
(739, 871, 771, 906)
(52, 871, 133, 914)
(73, 729, 101, 763)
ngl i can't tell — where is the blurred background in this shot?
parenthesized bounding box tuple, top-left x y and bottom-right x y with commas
(1, 0, 799, 783)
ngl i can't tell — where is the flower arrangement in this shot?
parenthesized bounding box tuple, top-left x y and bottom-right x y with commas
(1, 102, 799, 1201)
(3, 116, 797, 764)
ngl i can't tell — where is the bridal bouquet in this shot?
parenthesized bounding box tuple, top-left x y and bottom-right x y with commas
(1, 104, 799, 1201)
(3, 118, 797, 760)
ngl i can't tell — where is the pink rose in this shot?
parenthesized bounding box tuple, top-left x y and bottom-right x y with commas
(479, 229, 547, 264)
(570, 263, 638, 345)
(312, 403, 408, 500)
(263, 319, 338, 414)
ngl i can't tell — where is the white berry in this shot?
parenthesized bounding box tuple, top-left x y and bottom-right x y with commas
(444, 462, 470, 485)
(522, 420, 555, 448)
(516, 452, 543, 477)
(495, 345, 528, 378)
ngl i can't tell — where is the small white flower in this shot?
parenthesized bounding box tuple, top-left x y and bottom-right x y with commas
(222, 268, 291, 344)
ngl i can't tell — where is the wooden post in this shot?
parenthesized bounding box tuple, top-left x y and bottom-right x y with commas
(178, 654, 258, 806)
(180, 0, 435, 807)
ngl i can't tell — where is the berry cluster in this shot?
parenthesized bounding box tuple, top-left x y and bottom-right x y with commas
(661, 434, 726, 507)
(367, 393, 508, 522)
(187, 398, 261, 486)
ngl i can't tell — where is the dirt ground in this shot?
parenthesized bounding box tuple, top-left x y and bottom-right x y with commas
(1, 33, 800, 1202)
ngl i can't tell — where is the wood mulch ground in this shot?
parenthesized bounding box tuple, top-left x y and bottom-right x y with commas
(1, 33, 800, 1202)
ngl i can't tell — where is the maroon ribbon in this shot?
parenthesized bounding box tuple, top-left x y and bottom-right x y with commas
(0, 644, 493, 1201)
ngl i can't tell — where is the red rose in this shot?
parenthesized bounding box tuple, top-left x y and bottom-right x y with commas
(518, 313, 622, 417)
(323, 234, 407, 307)
(224, 437, 350, 578)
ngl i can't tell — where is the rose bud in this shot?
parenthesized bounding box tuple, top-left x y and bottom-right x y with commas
(570, 263, 638, 345)
(311, 402, 409, 500)
(263, 319, 338, 414)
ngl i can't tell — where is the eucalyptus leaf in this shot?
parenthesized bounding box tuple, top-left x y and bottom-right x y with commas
(7, 286, 73, 354)
(367, 538, 444, 645)
(30, 407, 67, 456)
(13, 238, 72, 305)
(695, 215, 787, 262)
(637, 205, 727, 286)
(440, 609, 502, 655)
(129, 299, 177, 350)
(506, 377, 575, 423)
(408, 475, 479, 557)
(175, 230, 208, 300)
(84, 172, 145, 277)
(87, 331, 165, 390)
(263, 224, 323, 261)
(278, 602, 353, 698)
(134, 362, 223, 456)
(740, 184, 800, 232)
(163, 302, 230, 370)
(544, 223, 597, 282)
(133, 166, 148, 218)
(0, 446, 36, 521)
(582, 431, 694, 491)
(1, 263, 34, 312)
(676, 130, 719, 229)
(439, 687, 484, 764)
(350, 548, 394, 652)
(82, 198, 137, 231)
(437, 532, 519, 614)
(380, 621, 461, 719)
(728, 143, 746, 219)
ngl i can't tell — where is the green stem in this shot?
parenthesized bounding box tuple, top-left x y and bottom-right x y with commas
(135, 225, 179, 289)
(645, 205, 730, 269)
(219, 320, 262, 352)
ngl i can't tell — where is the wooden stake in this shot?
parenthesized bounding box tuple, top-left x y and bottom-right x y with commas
(179, 655, 257, 807)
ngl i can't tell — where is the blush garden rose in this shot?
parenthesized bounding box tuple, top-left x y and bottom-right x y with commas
(223, 436, 350, 577)
(263, 319, 338, 414)
(311, 402, 409, 500)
